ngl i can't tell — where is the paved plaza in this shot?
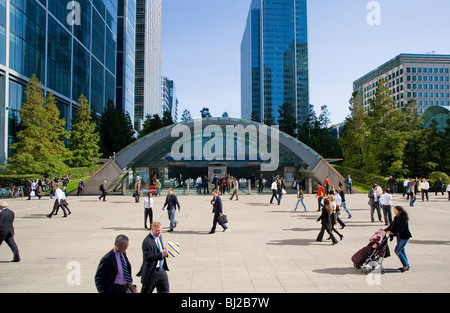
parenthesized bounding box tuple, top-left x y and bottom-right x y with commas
(1, 190, 450, 293)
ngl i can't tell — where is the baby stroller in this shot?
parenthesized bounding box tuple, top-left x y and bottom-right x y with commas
(351, 229, 391, 275)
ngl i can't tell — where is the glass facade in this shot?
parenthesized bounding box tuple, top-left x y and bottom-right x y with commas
(354, 54, 450, 113)
(134, 0, 162, 130)
(241, 0, 310, 126)
(116, 0, 135, 122)
(0, 0, 117, 164)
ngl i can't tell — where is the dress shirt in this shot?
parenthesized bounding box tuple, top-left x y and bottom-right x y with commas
(144, 197, 154, 209)
(113, 250, 126, 285)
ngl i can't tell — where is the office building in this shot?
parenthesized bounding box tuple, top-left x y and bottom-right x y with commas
(353, 53, 450, 114)
(161, 76, 178, 123)
(116, 0, 136, 122)
(0, 0, 117, 165)
(241, 0, 309, 126)
(134, 0, 162, 130)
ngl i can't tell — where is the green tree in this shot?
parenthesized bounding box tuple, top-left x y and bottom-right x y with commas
(277, 102, 297, 137)
(339, 91, 369, 169)
(162, 110, 174, 127)
(181, 109, 192, 121)
(68, 95, 101, 167)
(138, 114, 163, 138)
(363, 78, 407, 176)
(99, 102, 135, 157)
(7, 75, 67, 176)
(200, 107, 212, 118)
(43, 92, 68, 174)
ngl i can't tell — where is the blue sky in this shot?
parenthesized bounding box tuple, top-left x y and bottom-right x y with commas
(161, 0, 450, 124)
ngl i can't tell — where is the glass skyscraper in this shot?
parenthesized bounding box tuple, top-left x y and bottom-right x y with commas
(116, 0, 135, 122)
(241, 0, 309, 126)
(134, 0, 161, 130)
(0, 0, 117, 164)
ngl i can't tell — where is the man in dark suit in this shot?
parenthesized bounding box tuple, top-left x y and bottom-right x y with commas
(99, 180, 107, 201)
(209, 189, 227, 234)
(0, 202, 20, 262)
(137, 222, 170, 293)
(95, 234, 133, 293)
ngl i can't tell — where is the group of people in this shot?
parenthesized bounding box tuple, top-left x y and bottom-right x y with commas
(315, 186, 351, 245)
(95, 223, 170, 293)
(269, 176, 286, 205)
(403, 177, 450, 204)
(95, 186, 230, 294)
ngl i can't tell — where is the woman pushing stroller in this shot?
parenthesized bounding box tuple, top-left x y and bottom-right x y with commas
(385, 206, 412, 272)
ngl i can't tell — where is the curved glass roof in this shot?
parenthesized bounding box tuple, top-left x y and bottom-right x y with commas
(422, 106, 450, 132)
(115, 118, 323, 172)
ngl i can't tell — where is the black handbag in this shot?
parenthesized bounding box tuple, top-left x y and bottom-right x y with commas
(218, 214, 228, 224)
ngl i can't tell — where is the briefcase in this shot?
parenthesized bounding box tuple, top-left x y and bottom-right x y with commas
(218, 214, 228, 224)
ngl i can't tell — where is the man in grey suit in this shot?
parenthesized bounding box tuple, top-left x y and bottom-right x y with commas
(137, 222, 170, 293)
(368, 186, 383, 223)
(0, 201, 20, 262)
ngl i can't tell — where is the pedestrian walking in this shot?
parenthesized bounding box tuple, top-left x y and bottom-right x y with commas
(333, 191, 346, 230)
(99, 180, 107, 201)
(258, 174, 264, 193)
(345, 175, 352, 194)
(435, 178, 444, 196)
(203, 175, 209, 194)
(134, 179, 142, 203)
(76, 178, 84, 196)
(293, 185, 307, 211)
(380, 188, 393, 226)
(144, 191, 154, 229)
(162, 188, 180, 232)
(27, 179, 41, 200)
(315, 182, 326, 211)
(137, 222, 170, 293)
(0, 201, 20, 262)
(95, 234, 133, 293)
(155, 179, 161, 197)
(338, 186, 352, 218)
(46, 183, 68, 218)
(209, 189, 227, 233)
(385, 206, 412, 272)
(420, 178, 429, 201)
(368, 185, 383, 223)
(328, 194, 344, 240)
(229, 177, 239, 201)
(324, 176, 330, 195)
(447, 183, 450, 201)
(316, 199, 338, 245)
(409, 181, 417, 207)
(276, 180, 283, 205)
(269, 179, 278, 204)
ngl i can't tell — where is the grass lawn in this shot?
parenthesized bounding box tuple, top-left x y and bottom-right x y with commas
(352, 181, 371, 193)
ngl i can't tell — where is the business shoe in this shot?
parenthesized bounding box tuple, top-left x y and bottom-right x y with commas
(11, 259, 21, 262)
(208, 231, 215, 234)
(46, 214, 52, 218)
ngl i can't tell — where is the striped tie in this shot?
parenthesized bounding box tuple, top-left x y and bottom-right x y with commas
(121, 254, 132, 284)
(156, 237, 164, 268)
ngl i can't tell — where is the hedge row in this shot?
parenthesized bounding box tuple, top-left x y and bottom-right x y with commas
(334, 165, 450, 192)
(0, 164, 101, 188)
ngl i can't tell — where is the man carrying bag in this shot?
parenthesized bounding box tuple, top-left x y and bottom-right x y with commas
(209, 189, 228, 234)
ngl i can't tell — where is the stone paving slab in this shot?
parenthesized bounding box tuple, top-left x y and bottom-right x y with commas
(1, 191, 450, 293)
